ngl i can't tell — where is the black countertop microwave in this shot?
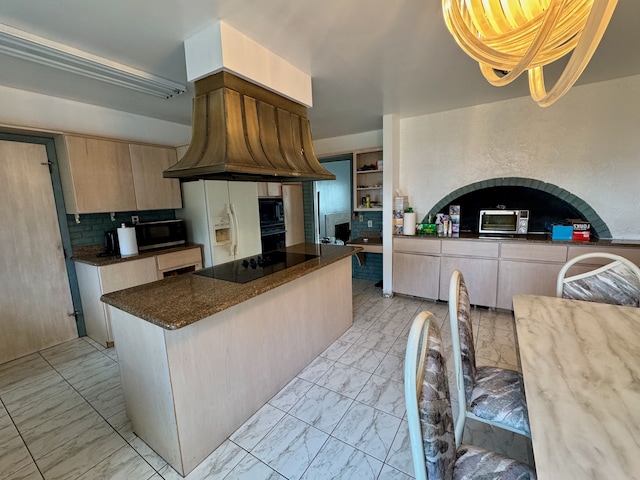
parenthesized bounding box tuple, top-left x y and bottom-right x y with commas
(135, 219, 187, 251)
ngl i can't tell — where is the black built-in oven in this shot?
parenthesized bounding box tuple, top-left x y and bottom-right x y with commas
(259, 198, 284, 227)
(259, 198, 285, 252)
(261, 226, 286, 252)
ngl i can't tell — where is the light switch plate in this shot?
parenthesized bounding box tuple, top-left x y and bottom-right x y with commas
(367, 220, 373, 227)
(359, 214, 364, 222)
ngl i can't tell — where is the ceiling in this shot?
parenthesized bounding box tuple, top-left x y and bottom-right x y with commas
(1, 1, 638, 140)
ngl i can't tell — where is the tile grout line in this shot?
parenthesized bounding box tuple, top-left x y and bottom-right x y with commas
(30, 346, 165, 478)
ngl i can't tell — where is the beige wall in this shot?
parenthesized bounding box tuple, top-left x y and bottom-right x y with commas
(399, 75, 640, 240)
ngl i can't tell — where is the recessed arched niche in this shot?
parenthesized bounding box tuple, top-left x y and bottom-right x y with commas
(425, 177, 610, 239)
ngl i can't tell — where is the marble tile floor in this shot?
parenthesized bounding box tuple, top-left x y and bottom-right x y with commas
(0, 279, 532, 480)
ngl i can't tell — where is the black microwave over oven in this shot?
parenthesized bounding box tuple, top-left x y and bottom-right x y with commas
(135, 219, 187, 251)
(258, 198, 285, 227)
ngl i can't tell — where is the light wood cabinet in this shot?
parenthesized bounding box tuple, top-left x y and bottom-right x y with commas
(440, 257, 499, 307)
(393, 252, 440, 299)
(496, 243, 568, 309)
(56, 134, 183, 214)
(497, 261, 566, 309)
(393, 237, 441, 299)
(257, 182, 283, 197)
(156, 247, 203, 279)
(55, 135, 137, 214)
(76, 246, 203, 346)
(567, 245, 640, 266)
(439, 240, 499, 307)
(393, 236, 640, 310)
(76, 257, 158, 347)
(353, 148, 383, 211)
(129, 144, 182, 210)
(283, 183, 304, 246)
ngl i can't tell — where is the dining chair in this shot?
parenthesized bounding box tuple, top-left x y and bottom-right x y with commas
(449, 270, 530, 446)
(404, 311, 536, 480)
(556, 252, 640, 307)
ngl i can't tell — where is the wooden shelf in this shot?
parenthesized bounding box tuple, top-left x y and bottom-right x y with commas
(353, 148, 383, 211)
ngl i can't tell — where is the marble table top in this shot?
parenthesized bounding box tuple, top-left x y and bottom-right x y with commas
(512, 295, 640, 480)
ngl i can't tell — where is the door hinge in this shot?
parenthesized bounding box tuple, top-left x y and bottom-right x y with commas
(68, 310, 81, 318)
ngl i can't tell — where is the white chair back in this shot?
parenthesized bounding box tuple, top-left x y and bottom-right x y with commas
(405, 311, 456, 480)
(556, 252, 640, 307)
(448, 270, 471, 447)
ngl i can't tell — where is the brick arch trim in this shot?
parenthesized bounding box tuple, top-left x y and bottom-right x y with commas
(425, 177, 611, 239)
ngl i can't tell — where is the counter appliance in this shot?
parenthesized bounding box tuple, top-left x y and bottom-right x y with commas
(479, 209, 529, 235)
(135, 219, 186, 251)
(104, 230, 118, 255)
(177, 180, 261, 267)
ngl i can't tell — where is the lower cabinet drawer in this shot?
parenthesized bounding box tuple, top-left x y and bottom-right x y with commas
(156, 247, 202, 271)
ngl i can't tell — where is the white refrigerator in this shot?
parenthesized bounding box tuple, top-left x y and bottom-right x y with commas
(177, 180, 262, 267)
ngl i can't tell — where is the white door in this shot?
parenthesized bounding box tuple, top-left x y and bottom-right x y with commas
(0, 140, 77, 364)
(228, 182, 261, 259)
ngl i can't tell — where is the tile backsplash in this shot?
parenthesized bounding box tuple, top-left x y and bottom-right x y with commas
(67, 210, 175, 247)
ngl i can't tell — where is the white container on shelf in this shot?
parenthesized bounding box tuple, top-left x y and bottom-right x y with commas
(403, 212, 417, 236)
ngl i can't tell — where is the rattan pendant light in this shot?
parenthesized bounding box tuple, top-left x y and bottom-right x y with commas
(442, 0, 618, 106)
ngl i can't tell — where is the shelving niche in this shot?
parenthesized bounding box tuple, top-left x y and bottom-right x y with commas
(353, 148, 383, 211)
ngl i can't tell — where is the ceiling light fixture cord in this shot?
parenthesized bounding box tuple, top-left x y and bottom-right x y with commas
(442, 0, 618, 106)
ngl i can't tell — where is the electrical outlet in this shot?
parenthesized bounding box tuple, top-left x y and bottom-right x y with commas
(359, 214, 364, 222)
(131, 215, 139, 224)
(367, 220, 373, 228)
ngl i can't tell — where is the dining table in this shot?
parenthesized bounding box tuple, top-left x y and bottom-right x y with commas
(512, 295, 640, 480)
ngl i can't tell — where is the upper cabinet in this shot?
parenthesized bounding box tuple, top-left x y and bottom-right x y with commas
(129, 144, 182, 210)
(353, 148, 383, 211)
(56, 134, 181, 214)
(257, 182, 283, 197)
(55, 135, 136, 214)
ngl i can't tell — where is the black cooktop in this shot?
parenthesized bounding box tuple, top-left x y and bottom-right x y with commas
(194, 251, 319, 284)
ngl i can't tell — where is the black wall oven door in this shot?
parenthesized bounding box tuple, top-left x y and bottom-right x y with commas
(261, 225, 286, 252)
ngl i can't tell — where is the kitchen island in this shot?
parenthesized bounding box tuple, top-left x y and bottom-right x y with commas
(101, 243, 359, 476)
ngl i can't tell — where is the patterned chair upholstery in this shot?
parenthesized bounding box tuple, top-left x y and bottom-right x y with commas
(404, 311, 536, 480)
(556, 253, 640, 307)
(449, 270, 530, 446)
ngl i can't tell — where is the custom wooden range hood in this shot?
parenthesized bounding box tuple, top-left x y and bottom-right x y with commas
(164, 71, 335, 182)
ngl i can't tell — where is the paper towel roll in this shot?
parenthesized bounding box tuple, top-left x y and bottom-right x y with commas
(403, 212, 416, 236)
(117, 225, 138, 257)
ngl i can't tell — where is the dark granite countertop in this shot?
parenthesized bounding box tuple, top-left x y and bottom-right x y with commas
(393, 233, 640, 247)
(101, 243, 361, 330)
(72, 243, 204, 267)
(347, 236, 383, 246)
